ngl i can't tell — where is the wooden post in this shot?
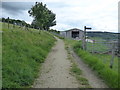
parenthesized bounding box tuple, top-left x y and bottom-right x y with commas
(110, 42, 115, 68)
(8, 17, 9, 29)
(82, 26, 92, 50)
(84, 26, 86, 50)
(82, 26, 86, 50)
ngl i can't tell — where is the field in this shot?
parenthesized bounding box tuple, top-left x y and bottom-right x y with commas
(86, 42, 110, 53)
(86, 37, 112, 53)
(2, 22, 56, 88)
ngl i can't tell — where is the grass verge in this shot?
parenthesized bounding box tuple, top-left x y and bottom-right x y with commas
(73, 41, 119, 88)
(2, 22, 56, 88)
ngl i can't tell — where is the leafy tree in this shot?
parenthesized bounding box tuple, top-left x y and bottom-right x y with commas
(28, 2, 56, 30)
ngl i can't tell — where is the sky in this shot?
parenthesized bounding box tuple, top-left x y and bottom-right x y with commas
(1, 0, 119, 32)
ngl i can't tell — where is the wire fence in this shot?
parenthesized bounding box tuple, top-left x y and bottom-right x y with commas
(86, 41, 118, 55)
(85, 39, 119, 69)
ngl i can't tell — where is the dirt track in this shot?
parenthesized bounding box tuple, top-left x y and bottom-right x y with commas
(33, 37, 80, 88)
(33, 37, 108, 88)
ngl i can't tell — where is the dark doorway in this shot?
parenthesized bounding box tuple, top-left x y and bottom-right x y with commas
(72, 31, 79, 38)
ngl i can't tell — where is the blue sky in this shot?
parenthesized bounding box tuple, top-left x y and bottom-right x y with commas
(1, 0, 119, 32)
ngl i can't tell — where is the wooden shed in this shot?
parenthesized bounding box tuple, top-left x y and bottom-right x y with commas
(60, 28, 84, 39)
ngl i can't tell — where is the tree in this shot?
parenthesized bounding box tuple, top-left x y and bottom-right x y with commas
(28, 2, 56, 30)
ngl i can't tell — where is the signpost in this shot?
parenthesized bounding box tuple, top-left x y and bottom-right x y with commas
(82, 26, 92, 50)
(8, 17, 9, 29)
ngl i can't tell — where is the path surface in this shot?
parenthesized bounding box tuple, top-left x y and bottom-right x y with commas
(33, 37, 108, 88)
(33, 37, 80, 88)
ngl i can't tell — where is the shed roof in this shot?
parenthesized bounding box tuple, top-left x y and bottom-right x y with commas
(65, 28, 83, 32)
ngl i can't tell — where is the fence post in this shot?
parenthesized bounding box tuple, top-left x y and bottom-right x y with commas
(110, 42, 115, 68)
(82, 26, 92, 50)
(8, 17, 9, 29)
(92, 41, 94, 53)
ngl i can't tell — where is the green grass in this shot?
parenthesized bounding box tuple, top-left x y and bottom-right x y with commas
(86, 42, 110, 53)
(73, 41, 119, 88)
(89, 37, 106, 42)
(94, 54, 118, 72)
(70, 63, 90, 87)
(2, 22, 56, 88)
(70, 63, 82, 75)
(86, 37, 111, 53)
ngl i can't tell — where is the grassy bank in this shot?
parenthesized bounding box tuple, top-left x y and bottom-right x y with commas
(73, 41, 119, 88)
(2, 22, 56, 88)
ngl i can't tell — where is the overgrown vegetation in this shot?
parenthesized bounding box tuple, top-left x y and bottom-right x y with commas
(2, 22, 56, 88)
(73, 41, 119, 88)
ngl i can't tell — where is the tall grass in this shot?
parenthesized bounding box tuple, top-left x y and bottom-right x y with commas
(2, 22, 56, 88)
(73, 42, 119, 88)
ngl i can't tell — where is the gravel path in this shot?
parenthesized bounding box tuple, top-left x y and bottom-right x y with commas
(33, 37, 108, 88)
(33, 37, 80, 88)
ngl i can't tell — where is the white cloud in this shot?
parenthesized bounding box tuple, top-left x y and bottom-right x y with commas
(49, 0, 119, 32)
(1, 0, 119, 32)
(50, 23, 73, 31)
